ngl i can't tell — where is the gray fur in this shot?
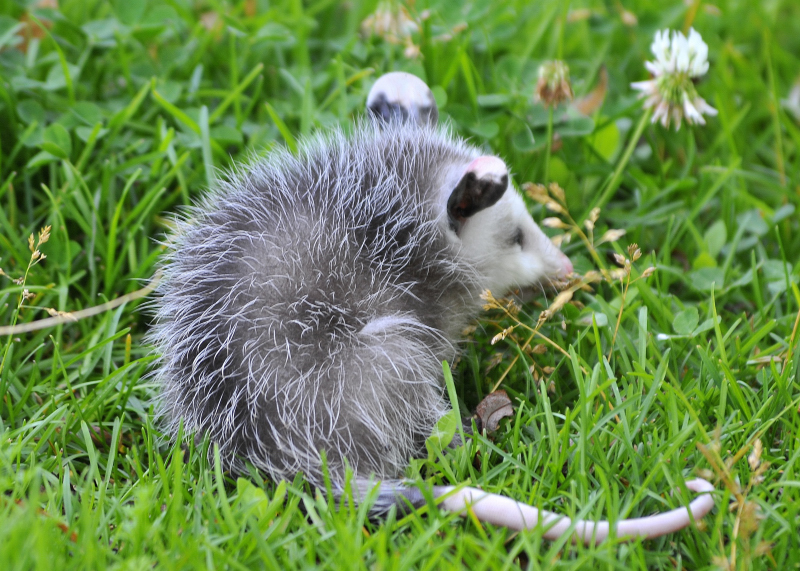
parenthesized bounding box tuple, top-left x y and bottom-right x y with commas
(148, 74, 714, 542)
(149, 116, 567, 504)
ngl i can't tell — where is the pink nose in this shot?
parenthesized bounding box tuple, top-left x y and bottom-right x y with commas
(558, 251, 573, 277)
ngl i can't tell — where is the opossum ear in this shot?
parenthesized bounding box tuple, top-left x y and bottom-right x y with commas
(367, 72, 438, 127)
(447, 157, 508, 231)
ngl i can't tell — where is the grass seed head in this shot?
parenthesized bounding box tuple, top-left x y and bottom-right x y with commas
(542, 217, 569, 229)
(748, 439, 763, 471)
(619, 8, 637, 26)
(505, 298, 520, 317)
(480, 289, 502, 311)
(523, 182, 549, 203)
(545, 201, 565, 214)
(599, 229, 626, 244)
(38, 225, 51, 246)
(548, 289, 574, 314)
(491, 326, 516, 345)
(610, 268, 628, 281)
(46, 308, 78, 321)
(547, 182, 566, 203)
(484, 352, 504, 374)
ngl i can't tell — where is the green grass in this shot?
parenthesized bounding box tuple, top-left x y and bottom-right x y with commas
(1, 0, 799, 568)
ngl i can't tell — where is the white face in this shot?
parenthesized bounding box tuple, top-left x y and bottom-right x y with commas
(365, 72, 571, 296)
(455, 186, 572, 296)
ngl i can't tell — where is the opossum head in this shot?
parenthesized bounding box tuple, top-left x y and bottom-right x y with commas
(367, 71, 439, 126)
(442, 155, 573, 296)
(368, 72, 573, 296)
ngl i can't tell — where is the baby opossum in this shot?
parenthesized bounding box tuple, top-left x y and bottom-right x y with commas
(149, 71, 714, 544)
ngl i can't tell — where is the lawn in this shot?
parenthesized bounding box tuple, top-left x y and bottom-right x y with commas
(1, 0, 799, 569)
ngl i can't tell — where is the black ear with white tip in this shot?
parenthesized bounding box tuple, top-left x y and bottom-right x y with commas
(367, 72, 438, 127)
(447, 156, 509, 232)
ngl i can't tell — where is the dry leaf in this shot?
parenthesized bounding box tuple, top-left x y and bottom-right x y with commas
(474, 390, 514, 433)
(574, 66, 608, 116)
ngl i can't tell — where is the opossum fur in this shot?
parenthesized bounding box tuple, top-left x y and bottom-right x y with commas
(149, 72, 714, 544)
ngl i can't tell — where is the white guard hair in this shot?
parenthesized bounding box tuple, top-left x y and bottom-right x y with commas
(149, 72, 713, 545)
(149, 117, 572, 489)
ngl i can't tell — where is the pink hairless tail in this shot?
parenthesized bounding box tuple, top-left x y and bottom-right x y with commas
(436, 478, 715, 545)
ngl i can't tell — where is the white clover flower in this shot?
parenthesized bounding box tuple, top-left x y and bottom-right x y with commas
(781, 81, 800, 122)
(361, 2, 418, 45)
(536, 60, 573, 108)
(361, 2, 422, 59)
(631, 28, 717, 129)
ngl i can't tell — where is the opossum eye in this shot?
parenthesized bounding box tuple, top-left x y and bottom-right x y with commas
(510, 228, 524, 247)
